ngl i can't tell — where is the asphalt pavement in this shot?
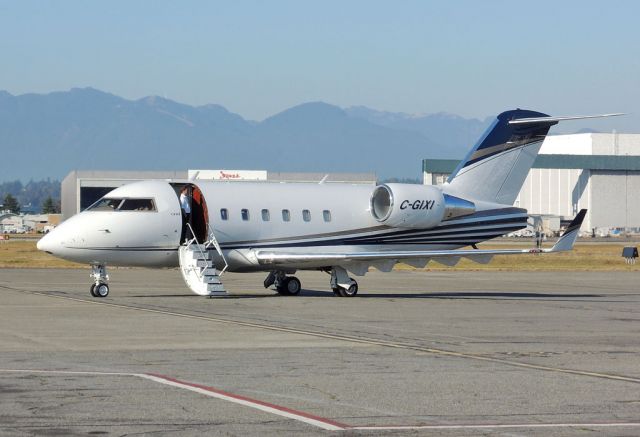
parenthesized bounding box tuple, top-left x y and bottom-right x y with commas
(0, 268, 639, 436)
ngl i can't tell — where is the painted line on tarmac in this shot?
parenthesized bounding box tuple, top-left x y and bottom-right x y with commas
(3, 369, 640, 432)
(351, 423, 640, 430)
(0, 369, 133, 376)
(6, 286, 640, 386)
(0, 368, 346, 431)
(141, 373, 348, 431)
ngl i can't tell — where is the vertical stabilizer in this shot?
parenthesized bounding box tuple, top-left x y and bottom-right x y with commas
(444, 109, 557, 205)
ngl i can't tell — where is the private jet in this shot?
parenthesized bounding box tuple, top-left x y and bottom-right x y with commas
(37, 109, 620, 298)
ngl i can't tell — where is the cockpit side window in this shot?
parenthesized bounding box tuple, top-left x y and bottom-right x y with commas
(86, 198, 156, 212)
(119, 198, 157, 212)
(86, 198, 124, 211)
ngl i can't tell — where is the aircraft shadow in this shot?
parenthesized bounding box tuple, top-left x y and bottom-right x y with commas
(355, 291, 603, 300)
(121, 290, 607, 301)
(127, 293, 276, 299)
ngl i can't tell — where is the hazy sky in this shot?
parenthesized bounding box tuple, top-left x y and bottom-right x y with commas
(1, 0, 639, 131)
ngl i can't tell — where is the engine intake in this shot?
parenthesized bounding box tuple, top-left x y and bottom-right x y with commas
(370, 184, 475, 229)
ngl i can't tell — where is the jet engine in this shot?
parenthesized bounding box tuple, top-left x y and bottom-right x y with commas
(370, 183, 476, 229)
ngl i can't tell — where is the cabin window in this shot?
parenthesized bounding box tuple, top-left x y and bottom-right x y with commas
(282, 209, 290, 222)
(241, 209, 250, 221)
(86, 198, 123, 211)
(119, 198, 156, 212)
(302, 209, 311, 222)
(261, 209, 270, 221)
(323, 210, 332, 222)
(220, 208, 228, 220)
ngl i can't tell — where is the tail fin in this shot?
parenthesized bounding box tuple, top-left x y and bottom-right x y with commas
(444, 109, 556, 205)
(444, 110, 623, 205)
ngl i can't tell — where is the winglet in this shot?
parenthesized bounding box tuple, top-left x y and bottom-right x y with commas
(550, 209, 587, 252)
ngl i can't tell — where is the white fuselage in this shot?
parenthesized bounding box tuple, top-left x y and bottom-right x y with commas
(37, 180, 527, 272)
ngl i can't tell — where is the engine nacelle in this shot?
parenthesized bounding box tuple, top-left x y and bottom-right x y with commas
(370, 184, 475, 229)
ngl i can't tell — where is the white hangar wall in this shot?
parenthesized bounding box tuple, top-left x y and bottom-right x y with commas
(590, 170, 640, 229)
(515, 168, 589, 219)
(424, 133, 640, 231)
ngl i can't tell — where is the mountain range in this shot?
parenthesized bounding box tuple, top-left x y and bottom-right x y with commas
(0, 88, 495, 181)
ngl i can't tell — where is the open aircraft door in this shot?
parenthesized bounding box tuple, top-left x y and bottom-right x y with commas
(172, 182, 228, 297)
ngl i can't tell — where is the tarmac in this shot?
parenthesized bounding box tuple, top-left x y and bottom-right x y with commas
(0, 267, 639, 436)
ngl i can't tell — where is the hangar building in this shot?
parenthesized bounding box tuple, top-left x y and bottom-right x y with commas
(423, 133, 640, 232)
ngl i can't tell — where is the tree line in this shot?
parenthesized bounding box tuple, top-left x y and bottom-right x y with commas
(0, 180, 61, 214)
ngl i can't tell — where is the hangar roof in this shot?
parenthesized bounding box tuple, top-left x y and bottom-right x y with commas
(423, 155, 640, 173)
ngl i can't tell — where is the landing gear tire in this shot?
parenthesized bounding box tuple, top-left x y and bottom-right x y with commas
(337, 279, 358, 297)
(94, 283, 109, 298)
(277, 276, 301, 296)
(329, 267, 359, 297)
(285, 276, 301, 295)
(90, 264, 110, 298)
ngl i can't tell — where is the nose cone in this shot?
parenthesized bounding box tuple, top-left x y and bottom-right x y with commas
(37, 230, 57, 253)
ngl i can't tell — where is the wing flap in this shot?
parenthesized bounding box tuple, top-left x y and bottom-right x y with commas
(256, 246, 543, 266)
(433, 256, 461, 266)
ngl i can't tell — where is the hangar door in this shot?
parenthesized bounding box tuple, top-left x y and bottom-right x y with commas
(590, 171, 640, 229)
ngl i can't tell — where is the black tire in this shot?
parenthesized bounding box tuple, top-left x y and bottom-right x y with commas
(95, 283, 109, 298)
(90, 284, 98, 297)
(276, 278, 289, 295)
(338, 279, 358, 297)
(285, 276, 301, 296)
(332, 287, 341, 296)
(276, 277, 302, 296)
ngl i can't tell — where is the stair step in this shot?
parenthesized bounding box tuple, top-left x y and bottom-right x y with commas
(188, 243, 206, 248)
(195, 260, 213, 268)
(203, 275, 222, 284)
(207, 283, 227, 293)
(191, 251, 211, 260)
(179, 242, 228, 297)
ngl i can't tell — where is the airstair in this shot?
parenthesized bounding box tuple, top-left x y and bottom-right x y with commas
(178, 223, 228, 297)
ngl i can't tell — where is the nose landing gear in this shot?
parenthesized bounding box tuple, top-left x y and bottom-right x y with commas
(89, 264, 110, 298)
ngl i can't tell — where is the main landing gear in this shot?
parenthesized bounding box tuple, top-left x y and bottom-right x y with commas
(89, 264, 110, 298)
(264, 271, 302, 296)
(329, 266, 358, 297)
(263, 267, 359, 297)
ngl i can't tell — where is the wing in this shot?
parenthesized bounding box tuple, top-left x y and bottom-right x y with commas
(255, 210, 586, 271)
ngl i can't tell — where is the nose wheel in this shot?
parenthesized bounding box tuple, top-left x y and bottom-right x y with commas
(90, 283, 110, 297)
(90, 264, 110, 298)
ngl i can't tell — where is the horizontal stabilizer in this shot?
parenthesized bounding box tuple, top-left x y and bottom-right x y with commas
(509, 113, 624, 125)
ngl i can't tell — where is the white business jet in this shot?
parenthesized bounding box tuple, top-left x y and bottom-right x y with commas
(37, 109, 621, 298)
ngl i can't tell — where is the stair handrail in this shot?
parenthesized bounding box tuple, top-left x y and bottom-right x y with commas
(205, 223, 229, 274)
(184, 222, 207, 280)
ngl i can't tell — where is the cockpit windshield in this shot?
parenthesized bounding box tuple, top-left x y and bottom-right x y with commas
(119, 198, 156, 211)
(87, 198, 123, 211)
(86, 198, 156, 212)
